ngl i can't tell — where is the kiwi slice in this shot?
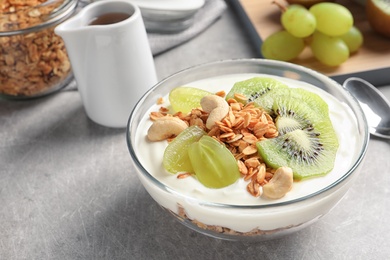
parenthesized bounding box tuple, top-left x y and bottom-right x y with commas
(225, 77, 288, 113)
(225, 77, 328, 118)
(272, 88, 330, 134)
(256, 88, 339, 180)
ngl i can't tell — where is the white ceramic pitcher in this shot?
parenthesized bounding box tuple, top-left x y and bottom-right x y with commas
(55, 0, 157, 128)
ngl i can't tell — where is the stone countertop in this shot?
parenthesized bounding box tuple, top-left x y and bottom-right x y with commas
(1, 3, 390, 260)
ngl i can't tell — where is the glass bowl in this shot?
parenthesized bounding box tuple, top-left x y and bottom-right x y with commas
(0, 0, 77, 99)
(126, 59, 369, 241)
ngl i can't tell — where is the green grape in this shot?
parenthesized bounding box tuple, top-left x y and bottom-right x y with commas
(188, 135, 240, 189)
(163, 126, 206, 174)
(310, 31, 350, 66)
(281, 4, 316, 38)
(169, 86, 212, 114)
(309, 2, 353, 37)
(340, 26, 363, 53)
(261, 30, 305, 61)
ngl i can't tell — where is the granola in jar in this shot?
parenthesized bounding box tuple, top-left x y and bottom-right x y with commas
(0, 0, 78, 98)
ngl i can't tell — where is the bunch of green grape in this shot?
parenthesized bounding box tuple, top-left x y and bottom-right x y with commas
(261, 2, 363, 67)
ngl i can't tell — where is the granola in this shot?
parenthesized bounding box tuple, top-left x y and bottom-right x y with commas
(173, 204, 298, 237)
(0, 0, 72, 97)
(149, 92, 281, 198)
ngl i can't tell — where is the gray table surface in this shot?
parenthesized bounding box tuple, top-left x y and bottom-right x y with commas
(1, 4, 390, 260)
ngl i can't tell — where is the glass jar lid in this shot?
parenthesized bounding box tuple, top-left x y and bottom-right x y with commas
(0, 0, 78, 36)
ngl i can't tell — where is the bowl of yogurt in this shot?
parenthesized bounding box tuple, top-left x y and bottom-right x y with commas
(126, 59, 369, 241)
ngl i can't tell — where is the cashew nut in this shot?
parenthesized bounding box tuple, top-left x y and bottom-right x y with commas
(147, 117, 188, 141)
(263, 166, 293, 199)
(200, 95, 229, 129)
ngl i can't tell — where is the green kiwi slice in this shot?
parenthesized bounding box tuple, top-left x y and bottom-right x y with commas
(256, 88, 339, 180)
(225, 77, 288, 113)
(225, 77, 328, 119)
(272, 88, 330, 135)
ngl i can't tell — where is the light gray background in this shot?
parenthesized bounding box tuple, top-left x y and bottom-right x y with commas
(1, 3, 390, 260)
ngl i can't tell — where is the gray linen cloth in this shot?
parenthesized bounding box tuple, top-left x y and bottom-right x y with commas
(147, 0, 227, 55)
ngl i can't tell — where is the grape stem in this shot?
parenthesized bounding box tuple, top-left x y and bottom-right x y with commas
(272, 0, 287, 12)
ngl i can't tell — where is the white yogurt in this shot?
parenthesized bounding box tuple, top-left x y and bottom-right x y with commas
(133, 73, 360, 233)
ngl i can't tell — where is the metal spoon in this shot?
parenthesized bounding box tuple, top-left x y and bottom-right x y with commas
(343, 77, 390, 139)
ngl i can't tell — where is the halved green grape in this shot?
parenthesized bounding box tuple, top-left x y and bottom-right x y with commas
(261, 30, 305, 61)
(340, 26, 363, 53)
(169, 86, 212, 114)
(163, 126, 206, 174)
(310, 31, 349, 66)
(188, 135, 240, 188)
(281, 4, 316, 38)
(309, 2, 353, 37)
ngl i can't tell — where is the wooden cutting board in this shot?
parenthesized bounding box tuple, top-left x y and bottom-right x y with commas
(229, 0, 390, 85)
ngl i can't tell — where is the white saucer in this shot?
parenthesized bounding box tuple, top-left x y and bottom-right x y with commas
(130, 0, 206, 33)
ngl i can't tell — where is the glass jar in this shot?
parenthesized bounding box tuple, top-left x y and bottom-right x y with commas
(0, 0, 78, 99)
